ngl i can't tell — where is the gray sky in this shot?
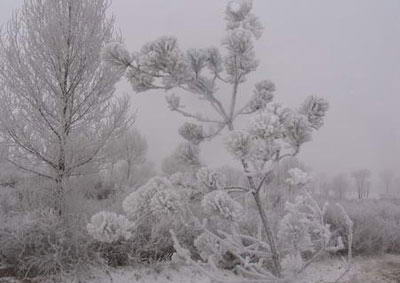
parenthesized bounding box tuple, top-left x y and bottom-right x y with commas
(1, 0, 399, 180)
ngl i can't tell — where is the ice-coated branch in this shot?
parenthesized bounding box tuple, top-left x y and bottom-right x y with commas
(102, 0, 271, 141)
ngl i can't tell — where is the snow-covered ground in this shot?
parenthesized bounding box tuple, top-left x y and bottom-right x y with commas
(85, 254, 400, 283)
(1, 255, 399, 283)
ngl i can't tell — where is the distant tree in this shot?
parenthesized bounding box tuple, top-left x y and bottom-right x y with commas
(313, 172, 330, 197)
(0, 0, 132, 215)
(394, 176, 400, 197)
(379, 169, 395, 195)
(105, 128, 148, 185)
(351, 169, 371, 199)
(330, 174, 349, 200)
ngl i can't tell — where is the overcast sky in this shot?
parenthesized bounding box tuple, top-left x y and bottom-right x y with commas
(1, 0, 399, 182)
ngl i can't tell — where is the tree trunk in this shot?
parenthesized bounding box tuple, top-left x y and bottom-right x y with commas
(253, 190, 282, 277)
(54, 174, 65, 216)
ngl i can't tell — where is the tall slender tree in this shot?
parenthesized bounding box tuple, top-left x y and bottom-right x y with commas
(0, 0, 133, 215)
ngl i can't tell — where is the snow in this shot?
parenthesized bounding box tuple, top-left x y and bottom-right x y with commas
(80, 255, 400, 283)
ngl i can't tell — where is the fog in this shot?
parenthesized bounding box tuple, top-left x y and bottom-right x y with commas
(1, 0, 399, 181)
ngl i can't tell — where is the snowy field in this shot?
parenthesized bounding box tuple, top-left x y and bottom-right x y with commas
(2, 255, 396, 283)
(83, 255, 400, 283)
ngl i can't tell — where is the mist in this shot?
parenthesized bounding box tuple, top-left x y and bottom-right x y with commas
(1, 0, 399, 187)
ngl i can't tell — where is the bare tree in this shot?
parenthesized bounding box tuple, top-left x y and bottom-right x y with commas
(104, 128, 148, 184)
(330, 173, 350, 200)
(380, 169, 394, 195)
(0, 0, 133, 215)
(351, 169, 371, 200)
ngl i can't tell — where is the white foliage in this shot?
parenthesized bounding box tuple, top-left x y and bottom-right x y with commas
(101, 42, 133, 70)
(224, 131, 253, 160)
(225, 0, 263, 39)
(194, 232, 228, 262)
(196, 167, 226, 190)
(248, 112, 281, 140)
(223, 29, 258, 81)
(286, 168, 311, 186)
(150, 188, 183, 216)
(179, 122, 205, 145)
(281, 109, 313, 149)
(281, 253, 304, 275)
(246, 80, 275, 112)
(87, 211, 132, 243)
(122, 176, 173, 219)
(277, 192, 341, 260)
(202, 190, 243, 221)
(165, 93, 181, 110)
(299, 96, 329, 130)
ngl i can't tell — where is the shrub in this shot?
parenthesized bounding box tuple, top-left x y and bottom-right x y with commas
(0, 208, 96, 278)
(88, 175, 201, 264)
(87, 211, 132, 243)
(325, 199, 400, 255)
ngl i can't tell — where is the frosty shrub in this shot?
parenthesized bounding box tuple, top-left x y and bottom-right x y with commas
(89, 174, 199, 263)
(150, 188, 184, 216)
(122, 176, 174, 219)
(169, 168, 352, 282)
(326, 199, 400, 255)
(87, 211, 132, 243)
(0, 208, 95, 278)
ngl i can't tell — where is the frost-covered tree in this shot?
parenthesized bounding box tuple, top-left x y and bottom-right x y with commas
(102, 0, 269, 139)
(104, 128, 149, 186)
(103, 0, 331, 278)
(0, 0, 133, 215)
(351, 169, 371, 200)
(379, 169, 394, 195)
(330, 173, 350, 200)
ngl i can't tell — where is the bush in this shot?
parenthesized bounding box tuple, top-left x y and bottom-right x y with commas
(0, 208, 97, 278)
(325, 199, 400, 255)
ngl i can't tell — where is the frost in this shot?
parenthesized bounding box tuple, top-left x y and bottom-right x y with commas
(281, 253, 304, 275)
(225, 0, 263, 39)
(165, 93, 181, 110)
(299, 96, 329, 130)
(101, 42, 133, 70)
(196, 167, 226, 190)
(223, 29, 258, 81)
(150, 188, 183, 216)
(246, 80, 275, 112)
(178, 122, 205, 145)
(281, 109, 313, 148)
(286, 168, 311, 186)
(202, 190, 243, 221)
(194, 232, 228, 262)
(122, 176, 173, 219)
(224, 131, 253, 160)
(248, 112, 281, 140)
(87, 211, 132, 243)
